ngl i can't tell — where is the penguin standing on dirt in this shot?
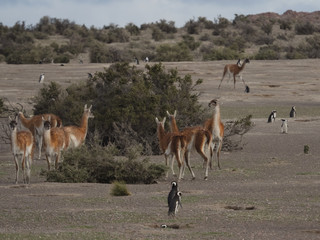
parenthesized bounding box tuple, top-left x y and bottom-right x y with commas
(167, 181, 178, 207)
(244, 85, 250, 93)
(39, 73, 45, 83)
(168, 191, 182, 217)
(268, 110, 277, 123)
(290, 106, 296, 118)
(281, 119, 288, 134)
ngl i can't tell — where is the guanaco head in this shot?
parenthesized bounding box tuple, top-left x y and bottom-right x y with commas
(208, 99, 219, 107)
(42, 116, 52, 131)
(166, 110, 177, 120)
(155, 117, 166, 128)
(9, 115, 18, 131)
(244, 58, 250, 64)
(84, 104, 94, 119)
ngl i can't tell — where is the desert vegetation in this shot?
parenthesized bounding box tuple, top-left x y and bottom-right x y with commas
(1, 11, 320, 64)
(0, 60, 254, 183)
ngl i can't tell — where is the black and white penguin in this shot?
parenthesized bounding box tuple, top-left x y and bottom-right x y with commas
(289, 106, 296, 118)
(167, 181, 178, 207)
(268, 110, 277, 123)
(168, 191, 182, 217)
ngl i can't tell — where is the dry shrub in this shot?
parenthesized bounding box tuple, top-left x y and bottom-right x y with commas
(111, 181, 130, 196)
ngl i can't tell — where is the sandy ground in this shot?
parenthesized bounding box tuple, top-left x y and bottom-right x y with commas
(0, 60, 320, 239)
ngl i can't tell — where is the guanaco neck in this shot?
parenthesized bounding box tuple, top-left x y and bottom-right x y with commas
(213, 104, 221, 130)
(157, 124, 168, 151)
(169, 117, 179, 133)
(19, 112, 33, 129)
(238, 61, 247, 72)
(79, 112, 90, 137)
(205, 103, 221, 133)
(10, 127, 18, 149)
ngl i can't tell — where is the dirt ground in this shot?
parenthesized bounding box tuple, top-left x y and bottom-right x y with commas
(0, 59, 320, 239)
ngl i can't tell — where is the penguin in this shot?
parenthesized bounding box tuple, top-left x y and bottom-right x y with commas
(167, 181, 178, 207)
(168, 191, 182, 217)
(290, 106, 296, 118)
(39, 73, 45, 83)
(244, 85, 250, 93)
(281, 119, 288, 134)
(268, 110, 277, 123)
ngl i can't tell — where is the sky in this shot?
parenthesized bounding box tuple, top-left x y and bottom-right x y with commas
(0, 0, 319, 28)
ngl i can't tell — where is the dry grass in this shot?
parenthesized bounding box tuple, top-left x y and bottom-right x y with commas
(0, 59, 320, 239)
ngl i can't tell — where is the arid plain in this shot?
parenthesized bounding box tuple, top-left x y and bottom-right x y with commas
(0, 59, 320, 239)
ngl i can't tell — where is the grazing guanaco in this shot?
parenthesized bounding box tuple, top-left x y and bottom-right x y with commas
(18, 112, 62, 160)
(42, 116, 67, 170)
(204, 99, 224, 169)
(218, 58, 250, 89)
(9, 115, 34, 184)
(155, 117, 186, 181)
(63, 104, 94, 149)
(166, 111, 212, 180)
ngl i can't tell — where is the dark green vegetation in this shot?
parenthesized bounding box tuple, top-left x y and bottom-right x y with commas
(1, 11, 320, 64)
(1, 61, 253, 183)
(41, 143, 167, 184)
(33, 62, 205, 155)
(29, 62, 204, 183)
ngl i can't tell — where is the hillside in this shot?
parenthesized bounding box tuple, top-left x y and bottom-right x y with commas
(1, 10, 320, 64)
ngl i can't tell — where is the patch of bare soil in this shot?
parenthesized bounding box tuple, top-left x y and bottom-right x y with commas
(0, 60, 320, 239)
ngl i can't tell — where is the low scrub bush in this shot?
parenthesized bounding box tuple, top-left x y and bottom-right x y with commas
(295, 22, 315, 35)
(156, 19, 177, 34)
(111, 181, 131, 196)
(154, 43, 192, 61)
(223, 115, 254, 151)
(41, 143, 167, 184)
(202, 47, 241, 60)
(254, 46, 280, 60)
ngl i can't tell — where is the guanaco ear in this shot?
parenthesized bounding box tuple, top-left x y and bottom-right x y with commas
(173, 110, 177, 117)
(9, 116, 12, 121)
(155, 117, 159, 124)
(88, 105, 92, 111)
(162, 117, 166, 125)
(42, 116, 45, 121)
(84, 104, 87, 111)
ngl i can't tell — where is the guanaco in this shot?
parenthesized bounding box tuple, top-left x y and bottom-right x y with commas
(155, 117, 186, 181)
(9, 115, 34, 184)
(218, 58, 250, 89)
(204, 99, 224, 169)
(42, 116, 67, 170)
(166, 111, 212, 180)
(63, 104, 94, 149)
(18, 112, 62, 160)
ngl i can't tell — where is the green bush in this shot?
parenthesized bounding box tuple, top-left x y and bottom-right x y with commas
(33, 62, 205, 154)
(184, 19, 200, 34)
(53, 54, 70, 63)
(41, 144, 167, 184)
(254, 46, 280, 60)
(295, 22, 315, 35)
(202, 47, 241, 60)
(155, 43, 192, 61)
(151, 27, 165, 41)
(279, 20, 292, 30)
(156, 20, 177, 33)
(125, 23, 140, 36)
(181, 35, 200, 50)
(111, 181, 130, 196)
